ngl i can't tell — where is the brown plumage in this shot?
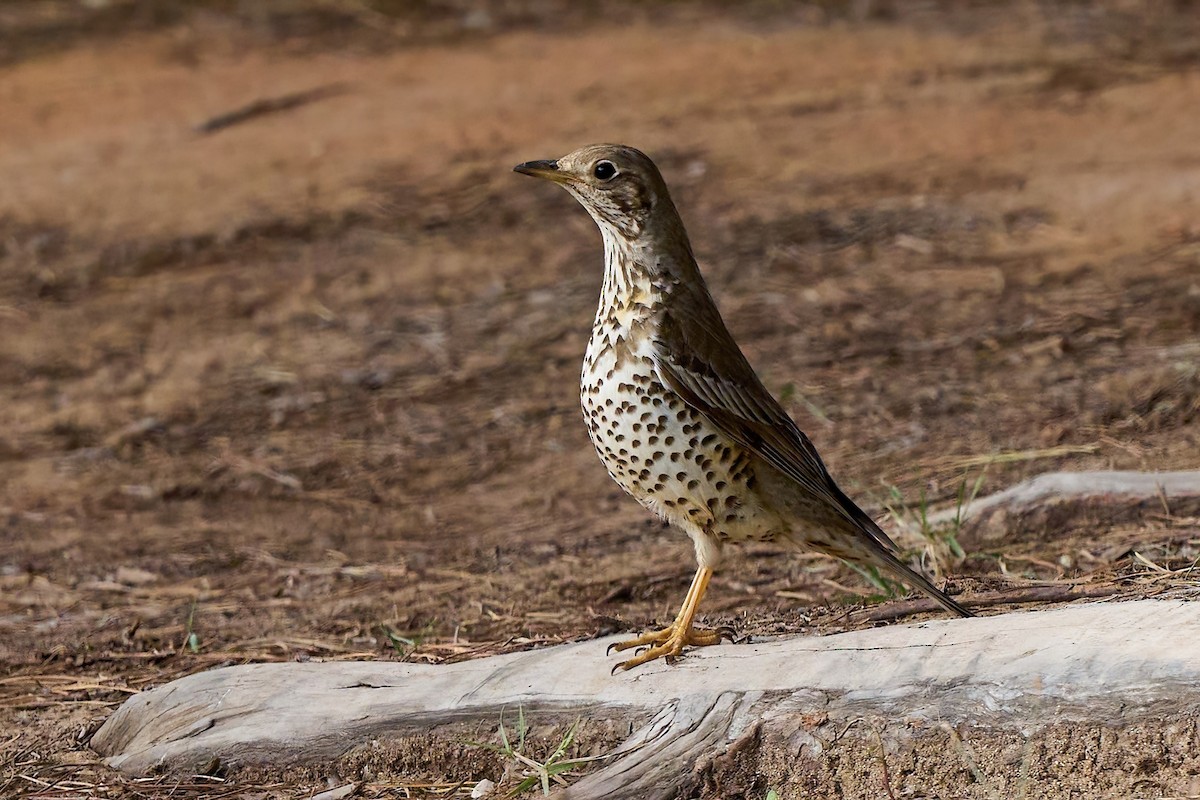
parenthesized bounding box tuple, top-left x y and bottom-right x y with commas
(515, 144, 970, 671)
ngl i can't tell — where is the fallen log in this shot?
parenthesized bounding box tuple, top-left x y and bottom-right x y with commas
(94, 599, 1199, 798)
(928, 469, 1200, 540)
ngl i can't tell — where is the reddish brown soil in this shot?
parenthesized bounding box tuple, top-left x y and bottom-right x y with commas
(2, 2, 1199, 797)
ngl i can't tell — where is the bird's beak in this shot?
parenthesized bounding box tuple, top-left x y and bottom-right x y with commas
(513, 159, 569, 183)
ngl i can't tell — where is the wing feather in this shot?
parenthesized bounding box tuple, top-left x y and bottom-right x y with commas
(651, 289, 899, 553)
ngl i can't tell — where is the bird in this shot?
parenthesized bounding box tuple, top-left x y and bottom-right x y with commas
(514, 144, 971, 671)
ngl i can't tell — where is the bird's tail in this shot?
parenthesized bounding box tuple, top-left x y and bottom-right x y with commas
(785, 523, 974, 618)
(833, 489, 973, 618)
(870, 545, 973, 618)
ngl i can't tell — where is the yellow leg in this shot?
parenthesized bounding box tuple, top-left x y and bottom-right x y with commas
(608, 566, 729, 672)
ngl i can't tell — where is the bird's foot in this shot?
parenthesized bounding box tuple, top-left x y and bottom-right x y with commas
(607, 623, 734, 672)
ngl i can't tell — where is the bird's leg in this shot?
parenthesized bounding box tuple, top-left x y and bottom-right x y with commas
(609, 568, 707, 650)
(609, 566, 728, 671)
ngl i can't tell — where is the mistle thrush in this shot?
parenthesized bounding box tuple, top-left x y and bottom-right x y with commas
(515, 144, 971, 671)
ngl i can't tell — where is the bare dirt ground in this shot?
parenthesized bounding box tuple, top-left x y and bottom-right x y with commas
(2, 1, 1200, 797)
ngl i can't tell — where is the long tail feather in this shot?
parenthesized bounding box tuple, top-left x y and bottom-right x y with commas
(871, 546, 973, 618)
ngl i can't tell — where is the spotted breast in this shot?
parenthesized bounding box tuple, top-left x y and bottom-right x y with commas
(579, 245, 785, 568)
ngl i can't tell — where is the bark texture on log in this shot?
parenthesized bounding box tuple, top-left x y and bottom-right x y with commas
(94, 600, 1198, 798)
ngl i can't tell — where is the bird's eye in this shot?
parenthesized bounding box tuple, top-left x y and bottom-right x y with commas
(593, 161, 618, 181)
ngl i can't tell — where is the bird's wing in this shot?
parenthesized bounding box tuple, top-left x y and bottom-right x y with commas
(652, 284, 898, 553)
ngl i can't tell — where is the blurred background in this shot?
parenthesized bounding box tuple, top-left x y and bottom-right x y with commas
(2, 0, 1199, 795)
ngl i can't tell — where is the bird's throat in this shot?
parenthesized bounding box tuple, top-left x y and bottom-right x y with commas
(598, 229, 661, 330)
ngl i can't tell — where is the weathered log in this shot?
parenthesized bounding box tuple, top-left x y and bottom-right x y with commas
(930, 469, 1200, 540)
(94, 599, 1199, 798)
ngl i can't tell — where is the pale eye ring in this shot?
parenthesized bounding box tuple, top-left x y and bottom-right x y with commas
(593, 160, 618, 181)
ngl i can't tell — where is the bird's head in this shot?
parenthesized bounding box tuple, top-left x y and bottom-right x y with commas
(514, 144, 674, 242)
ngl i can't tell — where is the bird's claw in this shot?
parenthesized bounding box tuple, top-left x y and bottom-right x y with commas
(716, 626, 747, 644)
(607, 623, 731, 672)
